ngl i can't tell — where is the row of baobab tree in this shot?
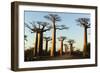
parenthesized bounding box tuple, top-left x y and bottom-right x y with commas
(25, 35, 76, 57)
(25, 14, 90, 58)
(43, 36, 75, 56)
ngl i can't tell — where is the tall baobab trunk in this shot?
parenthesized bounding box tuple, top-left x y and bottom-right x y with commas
(37, 32, 43, 56)
(51, 20, 56, 56)
(59, 40, 63, 56)
(34, 32, 38, 56)
(64, 44, 68, 54)
(70, 44, 73, 55)
(44, 37, 51, 56)
(37, 33, 41, 56)
(39, 32, 43, 56)
(45, 40, 48, 54)
(58, 37, 66, 56)
(83, 28, 87, 57)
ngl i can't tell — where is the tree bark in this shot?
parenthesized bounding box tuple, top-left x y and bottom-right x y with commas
(64, 45, 68, 54)
(51, 20, 56, 56)
(38, 32, 43, 56)
(45, 41, 48, 52)
(83, 28, 87, 57)
(37, 33, 40, 56)
(34, 32, 38, 56)
(60, 40, 63, 56)
(70, 44, 73, 55)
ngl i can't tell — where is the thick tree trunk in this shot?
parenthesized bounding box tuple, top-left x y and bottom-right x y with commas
(50, 30, 54, 56)
(64, 45, 68, 54)
(39, 32, 43, 56)
(37, 33, 41, 56)
(59, 40, 63, 56)
(61, 41, 63, 55)
(70, 44, 73, 55)
(83, 28, 87, 57)
(51, 21, 56, 56)
(34, 32, 38, 56)
(45, 40, 48, 54)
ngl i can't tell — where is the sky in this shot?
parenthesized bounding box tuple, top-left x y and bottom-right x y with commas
(24, 11, 90, 51)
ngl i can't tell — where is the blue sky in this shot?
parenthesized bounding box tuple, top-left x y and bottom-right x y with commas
(24, 11, 90, 51)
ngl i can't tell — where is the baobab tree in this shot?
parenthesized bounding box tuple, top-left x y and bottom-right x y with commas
(43, 37, 52, 55)
(67, 39, 75, 55)
(64, 44, 69, 54)
(76, 18, 90, 57)
(44, 14, 68, 56)
(36, 21, 52, 56)
(58, 36, 66, 56)
(44, 14, 61, 56)
(25, 22, 38, 56)
(25, 21, 51, 56)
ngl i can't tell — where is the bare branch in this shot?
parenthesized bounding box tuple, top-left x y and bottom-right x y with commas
(25, 22, 36, 32)
(43, 25, 52, 32)
(29, 21, 39, 31)
(44, 37, 52, 41)
(76, 18, 90, 28)
(25, 22, 32, 30)
(58, 36, 66, 41)
(43, 28, 51, 32)
(56, 25, 69, 30)
(29, 21, 36, 28)
(37, 21, 50, 29)
(67, 39, 75, 44)
(44, 14, 61, 22)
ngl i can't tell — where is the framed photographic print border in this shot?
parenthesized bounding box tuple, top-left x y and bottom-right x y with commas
(11, 1, 97, 71)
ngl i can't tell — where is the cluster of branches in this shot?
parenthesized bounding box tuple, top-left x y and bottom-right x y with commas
(25, 14, 69, 56)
